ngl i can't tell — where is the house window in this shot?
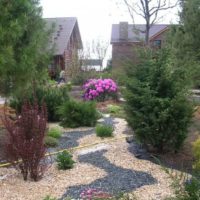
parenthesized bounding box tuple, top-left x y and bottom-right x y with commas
(153, 40, 162, 49)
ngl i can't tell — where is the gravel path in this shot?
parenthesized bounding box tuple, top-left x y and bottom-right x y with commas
(0, 118, 176, 200)
(49, 128, 94, 152)
(48, 116, 118, 153)
(60, 149, 156, 199)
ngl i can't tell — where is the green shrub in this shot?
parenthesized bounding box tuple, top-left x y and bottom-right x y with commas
(193, 138, 200, 171)
(48, 128, 62, 139)
(125, 49, 193, 152)
(96, 124, 113, 137)
(58, 99, 98, 128)
(10, 85, 69, 122)
(44, 136, 58, 147)
(56, 150, 75, 170)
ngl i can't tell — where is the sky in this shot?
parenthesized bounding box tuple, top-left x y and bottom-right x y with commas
(40, 0, 179, 44)
(40, 0, 179, 66)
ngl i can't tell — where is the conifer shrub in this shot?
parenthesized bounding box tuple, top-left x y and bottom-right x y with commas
(58, 99, 98, 128)
(10, 85, 69, 122)
(125, 49, 193, 152)
(2, 100, 48, 181)
(56, 150, 75, 170)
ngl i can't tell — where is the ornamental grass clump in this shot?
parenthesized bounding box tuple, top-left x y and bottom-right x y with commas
(2, 100, 48, 181)
(44, 136, 59, 147)
(83, 79, 118, 101)
(47, 127, 62, 139)
(96, 124, 113, 138)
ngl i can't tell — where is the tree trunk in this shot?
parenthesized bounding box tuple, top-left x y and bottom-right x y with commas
(144, 0, 150, 46)
(145, 23, 150, 46)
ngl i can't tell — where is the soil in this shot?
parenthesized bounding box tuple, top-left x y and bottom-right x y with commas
(150, 107, 200, 173)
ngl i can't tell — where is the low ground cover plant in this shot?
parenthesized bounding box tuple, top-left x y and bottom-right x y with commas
(96, 124, 113, 137)
(2, 100, 48, 181)
(47, 127, 62, 139)
(43, 196, 57, 200)
(107, 104, 126, 118)
(58, 99, 98, 128)
(10, 85, 69, 122)
(164, 156, 200, 200)
(56, 150, 75, 170)
(83, 79, 118, 101)
(107, 104, 121, 114)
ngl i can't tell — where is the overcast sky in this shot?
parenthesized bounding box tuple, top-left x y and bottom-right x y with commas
(40, 0, 179, 44)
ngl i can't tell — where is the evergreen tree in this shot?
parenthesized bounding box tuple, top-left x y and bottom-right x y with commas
(0, 0, 51, 95)
(169, 0, 200, 87)
(125, 48, 193, 152)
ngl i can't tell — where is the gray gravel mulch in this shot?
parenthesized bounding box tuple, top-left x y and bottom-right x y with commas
(60, 149, 157, 199)
(48, 117, 118, 153)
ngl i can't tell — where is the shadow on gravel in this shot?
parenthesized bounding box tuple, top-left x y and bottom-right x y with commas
(127, 141, 193, 174)
(60, 150, 157, 199)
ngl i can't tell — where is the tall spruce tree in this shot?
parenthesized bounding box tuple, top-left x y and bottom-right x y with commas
(0, 0, 51, 95)
(169, 0, 200, 87)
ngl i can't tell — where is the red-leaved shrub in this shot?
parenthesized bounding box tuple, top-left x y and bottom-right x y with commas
(2, 100, 48, 181)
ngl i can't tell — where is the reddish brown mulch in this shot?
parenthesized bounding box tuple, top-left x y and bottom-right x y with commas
(96, 100, 122, 113)
(0, 105, 15, 162)
(152, 107, 200, 173)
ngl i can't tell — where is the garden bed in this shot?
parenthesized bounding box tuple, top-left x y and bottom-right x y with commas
(0, 123, 175, 200)
(0, 105, 200, 199)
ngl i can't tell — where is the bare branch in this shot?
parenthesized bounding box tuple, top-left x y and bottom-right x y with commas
(121, 0, 179, 45)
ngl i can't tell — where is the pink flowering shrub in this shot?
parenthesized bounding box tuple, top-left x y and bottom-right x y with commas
(83, 79, 118, 101)
(80, 188, 113, 200)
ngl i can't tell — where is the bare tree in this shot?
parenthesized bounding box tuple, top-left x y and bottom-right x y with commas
(92, 39, 109, 71)
(122, 0, 179, 45)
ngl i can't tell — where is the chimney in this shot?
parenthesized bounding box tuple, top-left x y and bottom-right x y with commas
(119, 22, 128, 41)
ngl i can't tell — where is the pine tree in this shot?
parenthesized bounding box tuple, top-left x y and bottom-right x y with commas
(125, 48, 193, 152)
(169, 0, 200, 87)
(0, 0, 51, 95)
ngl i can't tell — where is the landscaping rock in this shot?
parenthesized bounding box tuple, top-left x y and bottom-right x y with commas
(126, 136, 134, 143)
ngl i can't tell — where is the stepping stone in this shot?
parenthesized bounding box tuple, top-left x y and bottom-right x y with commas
(102, 114, 110, 118)
(0, 175, 8, 181)
(77, 144, 109, 156)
